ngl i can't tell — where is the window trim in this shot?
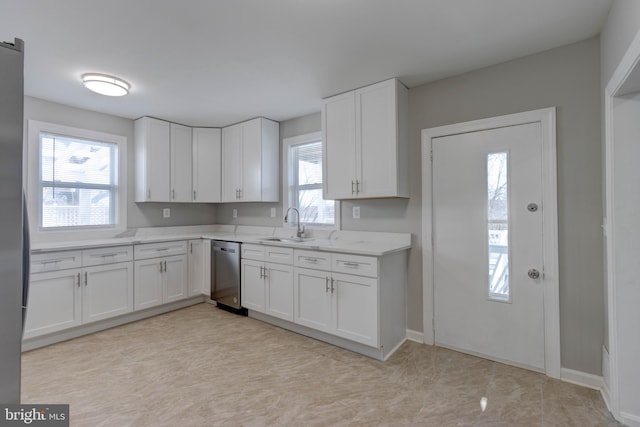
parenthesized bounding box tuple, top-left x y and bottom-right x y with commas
(27, 120, 127, 241)
(282, 131, 340, 230)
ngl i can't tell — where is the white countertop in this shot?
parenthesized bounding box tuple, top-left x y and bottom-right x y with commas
(31, 225, 411, 256)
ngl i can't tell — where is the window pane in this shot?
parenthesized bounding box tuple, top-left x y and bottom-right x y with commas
(296, 142, 323, 186)
(487, 152, 509, 302)
(41, 133, 115, 185)
(42, 187, 114, 228)
(289, 140, 334, 226)
(40, 131, 117, 229)
(299, 189, 334, 225)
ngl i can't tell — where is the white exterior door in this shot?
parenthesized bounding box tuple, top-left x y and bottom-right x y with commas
(432, 122, 545, 371)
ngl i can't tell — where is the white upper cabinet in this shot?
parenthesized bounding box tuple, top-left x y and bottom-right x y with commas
(192, 128, 221, 203)
(170, 123, 193, 202)
(322, 78, 409, 199)
(221, 117, 279, 202)
(135, 117, 170, 202)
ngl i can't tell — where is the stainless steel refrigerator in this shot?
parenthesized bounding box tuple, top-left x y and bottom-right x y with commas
(0, 37, 28, 404)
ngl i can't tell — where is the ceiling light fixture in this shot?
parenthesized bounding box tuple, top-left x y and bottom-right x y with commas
(82, 73, 130, 96)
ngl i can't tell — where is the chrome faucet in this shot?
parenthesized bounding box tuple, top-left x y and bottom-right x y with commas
(284, 207, 305, 238)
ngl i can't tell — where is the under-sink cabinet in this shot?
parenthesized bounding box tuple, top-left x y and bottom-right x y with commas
(134, 241, 188, 310)
(25, 246, 134, 339)
(241, 245, 407, 360)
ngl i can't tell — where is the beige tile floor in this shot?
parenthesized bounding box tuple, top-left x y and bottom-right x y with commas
(21, 303, 619, 426)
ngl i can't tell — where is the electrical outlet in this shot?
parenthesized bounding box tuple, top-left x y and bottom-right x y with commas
(352, 206, 360, 219)
(270, 207, 276, 217)
(232, 209, 238, 219)
(163, 208, 170, 218)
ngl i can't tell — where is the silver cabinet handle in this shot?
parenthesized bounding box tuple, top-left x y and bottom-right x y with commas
(147, 189, 151, 199)
(164, 261, 167, 272)
(356, 180, 360, 194)
(193, 190, 197, 201)
(304, 257, 318, 263)
(172, 189, 175, 200)
(160, 261, 163, 273)
(351, 180, 356, 195)
(190, 243, 193, 254)
(325, 277, 330, 293)
(330, 277, 335, 293)
(84, 272, 88, 286)
(77, 272, 81, 287)
(343, 262, 360, 268)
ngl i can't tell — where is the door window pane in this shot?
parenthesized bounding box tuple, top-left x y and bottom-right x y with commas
(487, 152, 510, 302)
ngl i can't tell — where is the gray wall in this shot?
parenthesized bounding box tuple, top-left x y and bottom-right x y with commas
(219, 37, 604, 375)
(601, 0, 640, 86)
(24, 96, 217, 229)
(411, 36, 604, 375)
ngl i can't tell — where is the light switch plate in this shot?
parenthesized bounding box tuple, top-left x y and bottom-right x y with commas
(352, 206, 360, 219)
(163, 208, 170, 218)
(232, 209, 238, 219)
(270, 207, 276, 217)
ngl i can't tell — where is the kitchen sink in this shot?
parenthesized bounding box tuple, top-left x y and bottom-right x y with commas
(258, 237, 312, 243)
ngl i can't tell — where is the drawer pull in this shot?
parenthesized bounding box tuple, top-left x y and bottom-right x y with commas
(304, 257, 318, 263)
(99, 252, 126, 258)
(343, 262, 361, 268)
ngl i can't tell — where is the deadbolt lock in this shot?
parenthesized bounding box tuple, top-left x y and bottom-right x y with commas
(527, 269, 540, 279)
(527, 203, 538, 212)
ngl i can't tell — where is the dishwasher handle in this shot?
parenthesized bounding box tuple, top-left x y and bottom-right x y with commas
(213, 246, 236, 254)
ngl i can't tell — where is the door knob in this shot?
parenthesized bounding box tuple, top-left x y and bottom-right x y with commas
(527, 269, 540, 279)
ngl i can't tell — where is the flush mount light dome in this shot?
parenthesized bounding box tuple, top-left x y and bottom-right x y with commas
(82, 73, 130, 96)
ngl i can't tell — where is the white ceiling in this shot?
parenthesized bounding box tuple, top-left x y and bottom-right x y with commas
(1, 0, 612, 127)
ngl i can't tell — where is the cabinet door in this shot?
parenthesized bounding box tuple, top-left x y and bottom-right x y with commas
(187, 240, 204, 297)
(134, 259, 164, 310)
(332, 272, 378, 347)
(135, 117, 170, 201)
(221, 124, 242, 202)
(192, 128, 221, 202)
(293, 267, 332, 333)
(170, 123, 193, 202)
(241, 259, 265, 312)
(24, 269, 82, 338)
(265, 263, 293, 321)
(164, 254, 188, 303)
(322, 91, 356, 199)
(356, 79, 398, 198)
(83, 262, 133, 323)
(240, 119, 262, 201)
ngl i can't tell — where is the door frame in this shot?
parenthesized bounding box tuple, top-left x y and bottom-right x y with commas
(421, 107, 560, 378)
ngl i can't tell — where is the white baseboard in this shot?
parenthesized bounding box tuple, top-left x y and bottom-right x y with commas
(406, 328, 424, 343)
(621, 412, 640, 427)
(560, 368, 604, 390)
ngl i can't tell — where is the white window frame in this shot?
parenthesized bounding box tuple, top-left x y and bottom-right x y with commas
(27, 120, 127, 242)
(282, 131, 340, 230)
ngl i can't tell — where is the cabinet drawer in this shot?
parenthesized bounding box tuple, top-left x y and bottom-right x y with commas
(31, 250, 82, 273)
(134, 241, 187, 260)
(83, 245, 133, 267)
(331, 253, 378, 278)
(294, 250, 331, 270)
(241, 244, 264, 261)
(264, 246, 293, 264)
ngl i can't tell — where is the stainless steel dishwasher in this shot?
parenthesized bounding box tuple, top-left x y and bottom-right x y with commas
(211, 240, 246, 314)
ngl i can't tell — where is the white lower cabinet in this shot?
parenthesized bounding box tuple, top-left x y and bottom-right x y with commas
(24, 269, 82, 339)
(241, 244, 294, 321)
(25, 246, 134, 339)
(134, 254, 187, 310)
(293, 268, 378, 347)
(187, 239, 207, 297)
(83, 262, 134, 324)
